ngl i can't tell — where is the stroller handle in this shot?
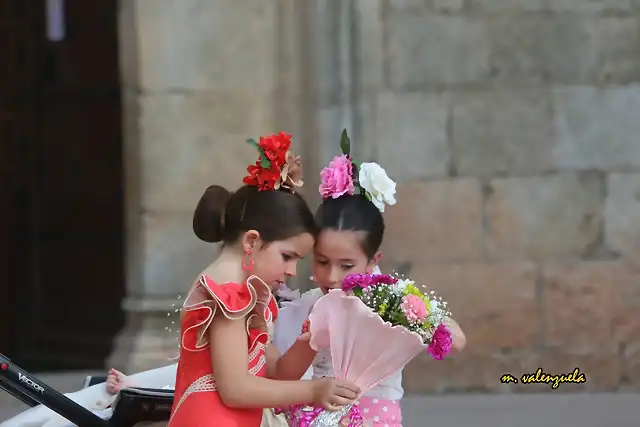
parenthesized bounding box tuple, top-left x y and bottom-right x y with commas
(0, 353, 109, 427)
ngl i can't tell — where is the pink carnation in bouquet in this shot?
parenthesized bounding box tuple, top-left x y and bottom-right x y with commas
(348, 273, 454, 359)
(277, 273, 453, 426)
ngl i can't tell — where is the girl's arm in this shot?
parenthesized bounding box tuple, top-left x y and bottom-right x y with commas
(265, 344, 279, 378)
(446, 317, 466, 351)
(209, 314, 357, 409)
(265, 340, 316, 381)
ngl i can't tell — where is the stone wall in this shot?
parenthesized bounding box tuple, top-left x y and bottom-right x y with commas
(115, 0, 640, 392)
(114, 0, 298, 370)
(370, 1, 640, 393)
(113, 0, 330, 371)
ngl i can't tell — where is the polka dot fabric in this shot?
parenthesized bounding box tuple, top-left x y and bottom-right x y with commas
(358, 396, 402, 426)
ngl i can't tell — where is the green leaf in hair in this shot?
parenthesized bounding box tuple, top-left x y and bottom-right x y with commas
(351, 160, 360, 180)
(340, 129, 351, 156)
(246, 138, 271, 169)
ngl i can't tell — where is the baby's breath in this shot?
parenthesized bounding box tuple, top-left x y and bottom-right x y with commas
(344, 271, 453, 350)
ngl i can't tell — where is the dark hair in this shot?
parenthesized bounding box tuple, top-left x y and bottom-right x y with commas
(314, 195, 384, 259)
(193, 185, 318, 244)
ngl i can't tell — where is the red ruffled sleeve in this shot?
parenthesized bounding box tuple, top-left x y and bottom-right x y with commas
(267, 297, 279, 322)
(180, 275, 274, 352)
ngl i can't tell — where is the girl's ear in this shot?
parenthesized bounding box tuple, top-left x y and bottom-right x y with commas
(371, 251, 382, 266)
(366, 251, 382, 273)
(241, 229, 260, 253)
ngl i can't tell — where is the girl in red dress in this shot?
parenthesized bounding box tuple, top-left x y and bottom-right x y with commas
(167, 133, 360, 427)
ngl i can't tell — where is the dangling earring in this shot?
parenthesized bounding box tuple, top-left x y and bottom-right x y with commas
(242, 248, 255, 272)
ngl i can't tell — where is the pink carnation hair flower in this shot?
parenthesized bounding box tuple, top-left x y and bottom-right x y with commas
(428, 324, 453, 360)
(319, 154, 355, 199)
(400, 294, 429, 323)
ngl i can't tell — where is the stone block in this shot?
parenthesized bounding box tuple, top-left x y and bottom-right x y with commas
(271, 0, 304, 100)
(409, 262, 539, 350)
(375, 91, 450, 181)
(403, 346, 621, 393)
(612, 264, 640, 344)
(357, 93, 386, 164)
(135, 0, 277, 91)
(386, 13, 491, 87)
(605, 173, 640, 261)
(403, 350, 540, 393)
(316, 100, 377, 167)
(140, 212, 214, 296)
(486, 14, 559, 84)
(387, 0, 464, 12)
(118, 0, 139, 90)
(433, 0, 464, 12)
(468, 0, 633, 11)
(387, 0, 430, 12)
(466, 0, 547, 11)
(549, 0, 633, 11)
(451, 88, 554, 177)
(355, 0, 384, 89)
(486, 174, 602, 260)
(381, 179, 484, 263)
(487, 15, 640, 84)
(587, 16, 640, 84)
(553, 86, 640, 170)
(138, 92, 274, 213)
(109, 309, 184, 372)
(305, 0, 383, 100)
(513, 348, 621, 393)
(622, 343, 640, 388)
(541, 261, 640, 348)
(315, 104, 354, 180)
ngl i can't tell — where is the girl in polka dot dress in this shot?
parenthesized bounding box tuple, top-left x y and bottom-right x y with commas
(273, 155, 467, 427)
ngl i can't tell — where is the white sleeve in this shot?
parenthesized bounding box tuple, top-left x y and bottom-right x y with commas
(273, 289, 323, 354)
(124, 363, 178, 389)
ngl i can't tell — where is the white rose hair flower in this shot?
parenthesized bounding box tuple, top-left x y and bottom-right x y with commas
(318, 129, 397, 212)
(359, 162, 397, 212)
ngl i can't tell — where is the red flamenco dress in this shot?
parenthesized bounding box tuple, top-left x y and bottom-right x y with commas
(168, 274, 279, 427)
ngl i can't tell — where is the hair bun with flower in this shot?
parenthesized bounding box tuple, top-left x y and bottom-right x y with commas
(243, 131, 303, 193)
(319, 129, 397, 212)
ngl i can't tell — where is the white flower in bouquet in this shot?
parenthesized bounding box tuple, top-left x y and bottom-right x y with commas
(393, 278, 414, 293)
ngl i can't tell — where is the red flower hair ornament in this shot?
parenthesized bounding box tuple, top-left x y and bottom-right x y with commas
(243, 131, 303, 193)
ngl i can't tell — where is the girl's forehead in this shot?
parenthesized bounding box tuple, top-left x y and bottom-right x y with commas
(272, 233, 314, 254)
(315, 229, 365, 258)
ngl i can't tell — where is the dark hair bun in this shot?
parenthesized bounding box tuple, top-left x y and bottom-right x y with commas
(193, 183, 317, 245)
(193, 185, 232, 243)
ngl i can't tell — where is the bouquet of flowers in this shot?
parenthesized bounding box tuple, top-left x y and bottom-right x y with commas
(277, 273, 453, 427)
(343, 273, 453, 360)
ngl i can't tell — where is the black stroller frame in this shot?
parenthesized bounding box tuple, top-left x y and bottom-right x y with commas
(0, 353, 173, 426)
